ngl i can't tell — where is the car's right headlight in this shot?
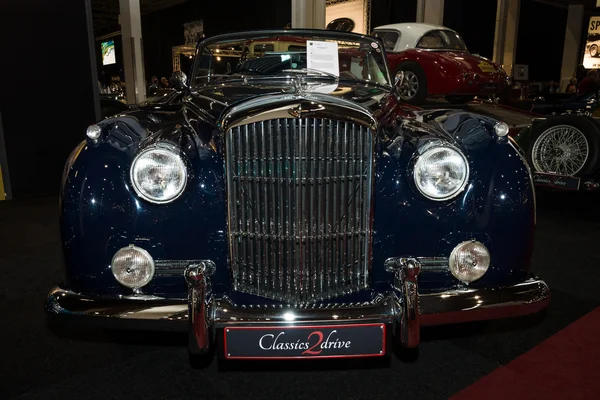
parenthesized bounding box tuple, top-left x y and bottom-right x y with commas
(413, 144, 469, 201)
(130, 147, 187, 204)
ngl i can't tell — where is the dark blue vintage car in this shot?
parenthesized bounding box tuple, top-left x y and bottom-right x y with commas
(46, 30, 549, 364)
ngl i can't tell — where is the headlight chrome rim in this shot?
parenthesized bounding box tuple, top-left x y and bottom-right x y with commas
(111, 245, 155, 289)
(413, 143, 470, 201)
(130, 146, 188, 204)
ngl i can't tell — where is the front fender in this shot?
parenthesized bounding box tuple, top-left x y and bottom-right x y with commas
(373, 112, 535, 291)
(60, 121, 228, 298)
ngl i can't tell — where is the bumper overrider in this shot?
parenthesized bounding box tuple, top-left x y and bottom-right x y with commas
(46, 259, 550, 360)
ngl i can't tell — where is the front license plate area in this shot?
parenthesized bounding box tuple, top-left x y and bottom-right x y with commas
(224, 324, 385, 359)
(533, 172, 581, 190)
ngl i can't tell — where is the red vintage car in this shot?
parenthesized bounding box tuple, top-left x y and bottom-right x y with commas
(372, 23, 509, 105)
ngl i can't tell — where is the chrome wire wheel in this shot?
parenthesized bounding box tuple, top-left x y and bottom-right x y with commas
(398, 70, 419, 101)
(591, 45, 599, 57)
(531, 125, 590, 176)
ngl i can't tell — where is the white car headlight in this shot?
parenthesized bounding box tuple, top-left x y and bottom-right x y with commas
(413, 145, 469, 201)
(130, 147, 187, 203)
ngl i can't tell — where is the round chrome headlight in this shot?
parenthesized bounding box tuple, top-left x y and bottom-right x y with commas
(413, 145, 469, 201)
(111, 245, 155, 289)
(449, 240, 490, 283)
(130, 147, 187, 204)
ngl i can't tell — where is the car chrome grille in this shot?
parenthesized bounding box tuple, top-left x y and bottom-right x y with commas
(225, 117, 373, 303)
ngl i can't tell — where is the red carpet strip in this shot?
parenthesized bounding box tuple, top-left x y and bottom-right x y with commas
(452, 307, 600, 400)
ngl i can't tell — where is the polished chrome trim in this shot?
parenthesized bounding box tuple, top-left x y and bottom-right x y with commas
(420, 277, 550, 326)
(185, 261, 216, 355)
(219, 94, 377, 132)
(213, 294, 399, 326)
(416, 256, 449, 271)
(45, 285, 188, 331)
(226, 117, 374, 303)
(46, 277, 550, 339)
(385, 257, 421, 348)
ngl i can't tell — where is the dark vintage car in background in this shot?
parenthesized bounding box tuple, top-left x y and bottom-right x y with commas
(516, 112, 600, 191)
(502, 91, 598, 116)
(372, 23, 509, 105)
(46, 30, 549, 365)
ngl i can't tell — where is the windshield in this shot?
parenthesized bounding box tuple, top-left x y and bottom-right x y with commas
(416, 30, 468, 51)
(192, 31, 391, 87)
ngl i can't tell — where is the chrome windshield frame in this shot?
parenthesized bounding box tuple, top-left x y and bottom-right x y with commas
(190, 29, 392, 89)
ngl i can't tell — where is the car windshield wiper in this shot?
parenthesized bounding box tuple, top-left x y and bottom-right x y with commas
(286, 68, 391, 91)
(283, 68, 340, 81)
(195, 72, 391, 92)
(338, 77, 392, 91)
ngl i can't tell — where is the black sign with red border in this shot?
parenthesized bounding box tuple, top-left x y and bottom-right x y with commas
(224, 324, 386, 360)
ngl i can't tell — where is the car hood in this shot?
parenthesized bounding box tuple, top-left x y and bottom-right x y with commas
(186, 79, 390, 122)
(436, 51, 501, 75)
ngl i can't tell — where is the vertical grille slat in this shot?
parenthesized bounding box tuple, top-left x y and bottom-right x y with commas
(226, 117, 373, 303)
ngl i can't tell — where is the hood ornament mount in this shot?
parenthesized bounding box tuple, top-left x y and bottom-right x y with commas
(292, 74, 308, 95)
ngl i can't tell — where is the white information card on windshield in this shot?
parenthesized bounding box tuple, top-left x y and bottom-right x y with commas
(307, 40, 339, 77)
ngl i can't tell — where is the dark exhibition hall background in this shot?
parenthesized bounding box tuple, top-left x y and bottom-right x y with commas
(0, 0, 585, 199)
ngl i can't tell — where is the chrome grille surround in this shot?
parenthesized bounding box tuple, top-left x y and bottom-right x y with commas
(225, 115, 374, 304)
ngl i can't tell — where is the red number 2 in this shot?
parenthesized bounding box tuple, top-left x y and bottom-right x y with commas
(302, 331, 323, 355)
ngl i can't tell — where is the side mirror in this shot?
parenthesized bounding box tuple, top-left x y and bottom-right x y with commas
(170, 70, 188, 91)
(393, 71, 405, 97)
(394, 71, 404, 86)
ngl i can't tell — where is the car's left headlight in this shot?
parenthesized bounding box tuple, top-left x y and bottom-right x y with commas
(130, 147, 187, 203)
(413, 144, 469, 201)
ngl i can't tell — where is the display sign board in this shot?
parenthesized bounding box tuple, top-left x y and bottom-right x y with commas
(184, 20, 204, 46)
(101, 40, 116, 65)
(307, 40, 340, 77)
(583, 17, 600, 69)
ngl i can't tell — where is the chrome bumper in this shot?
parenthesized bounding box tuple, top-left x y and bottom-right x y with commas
(46, 263, 549, 353)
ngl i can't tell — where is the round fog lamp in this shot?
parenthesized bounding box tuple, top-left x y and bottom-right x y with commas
(111, 245, 155, 289)
(449, 240, 490, 283)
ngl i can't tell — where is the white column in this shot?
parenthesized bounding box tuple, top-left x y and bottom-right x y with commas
(417, 0, 444, 26)
(292, 0, 326, 29)
(493, 0, 520, 77)
(560, 4, 584, 88)
(119, 0, 146, 104)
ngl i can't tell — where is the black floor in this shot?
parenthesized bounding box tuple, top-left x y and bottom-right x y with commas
(2, 191, 599, 400)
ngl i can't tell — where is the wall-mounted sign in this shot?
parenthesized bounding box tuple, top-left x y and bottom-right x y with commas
(326, 17, 356, 32)
(583, 16, 600, 69)
(326, 0, 369, 34)
(184, 20, 204, 46)
(101, 40, 116, 65)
